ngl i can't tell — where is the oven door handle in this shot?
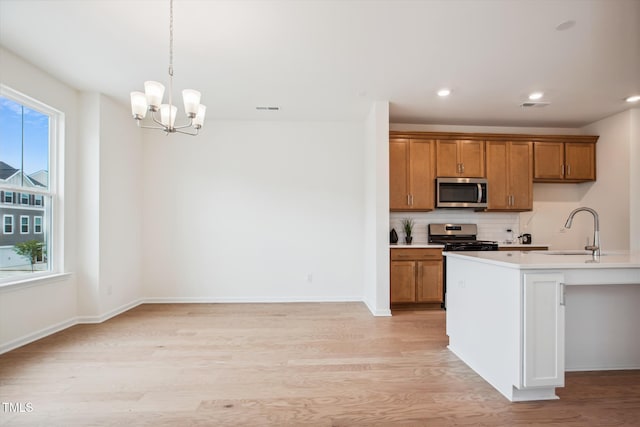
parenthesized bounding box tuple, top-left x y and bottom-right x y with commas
(477, 183, 483, 203)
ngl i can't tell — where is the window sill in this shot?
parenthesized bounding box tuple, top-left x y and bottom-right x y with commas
(0, 272, 72, 293)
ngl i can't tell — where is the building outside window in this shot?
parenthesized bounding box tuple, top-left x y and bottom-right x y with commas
(34, 216, 43, 234)
(0, 85, 60, 281)
(3, 215, 13, 234)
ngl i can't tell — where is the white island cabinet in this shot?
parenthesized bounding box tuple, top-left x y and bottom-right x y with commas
(444, 251, 640, 402)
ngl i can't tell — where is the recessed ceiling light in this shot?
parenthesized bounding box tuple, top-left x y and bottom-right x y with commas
(528, 92, 544, 100)
(437, 88, 451, 97)
(625, 95, 640, 103)
(555, 20, 576, 31)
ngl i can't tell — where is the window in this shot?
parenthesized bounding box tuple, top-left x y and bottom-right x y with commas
(20, 216, 29, 234)
(3, 215, 13, 234)
(34, 216, 43, 234)
(1, 85, 60, 281)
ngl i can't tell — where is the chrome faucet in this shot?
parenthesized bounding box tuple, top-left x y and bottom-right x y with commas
(564, 207, 600, 257)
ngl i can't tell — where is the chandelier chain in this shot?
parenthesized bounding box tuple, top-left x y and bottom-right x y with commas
(169, 0, 174, 77)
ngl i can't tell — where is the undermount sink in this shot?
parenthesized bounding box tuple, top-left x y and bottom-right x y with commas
(541, 250, 605, 256)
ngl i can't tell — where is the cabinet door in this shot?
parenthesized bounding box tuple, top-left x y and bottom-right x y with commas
(459, 140, 485, 177)
(534, 142, 564, 180)
(565, 143, 595, 181)
(416, 260, 443, 303)
(390, 261, 416, 303)
(522, 273, 565, 388)
(509, 141, 533, 210)
(486, 141, 510, 209)
(409, 139, 435, 210)
(390, 139, 410, 210)
(436, 140, 460, 176)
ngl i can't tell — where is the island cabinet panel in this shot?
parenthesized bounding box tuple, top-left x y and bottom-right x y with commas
(436, 140, 485, 177)
(533, 141, 596, 182)
(486, 141, 533, 211)
(389, 138, 436, 211)
(390, 248, 443, 306)
(522, 273, 565, 388)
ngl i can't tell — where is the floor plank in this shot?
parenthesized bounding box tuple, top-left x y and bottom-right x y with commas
(1, 303, 639, 426)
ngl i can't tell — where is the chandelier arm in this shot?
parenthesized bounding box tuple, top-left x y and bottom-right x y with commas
(136, 121, 170, 131)
(172, 118, 196, 130)
(174, 128, 200, 136)
(148, 109, 172, 130)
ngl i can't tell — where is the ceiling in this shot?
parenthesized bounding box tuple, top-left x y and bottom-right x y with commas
(1, 0, 639, 127)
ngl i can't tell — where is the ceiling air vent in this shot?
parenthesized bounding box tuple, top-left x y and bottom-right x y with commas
(520, 101, 550, 108)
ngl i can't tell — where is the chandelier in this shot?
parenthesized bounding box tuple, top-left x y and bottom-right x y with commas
(130, 0, 206, 135)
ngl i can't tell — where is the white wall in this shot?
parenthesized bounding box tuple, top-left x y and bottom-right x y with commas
(76, 93, 144, 320)
(363, 101, 391, 316)
(141, 120, 365, 302)
(0, 47, 79, 352)
(630, 108, 640, 251)
(76, 93, 101, 316)
(97, 95, 143, 314)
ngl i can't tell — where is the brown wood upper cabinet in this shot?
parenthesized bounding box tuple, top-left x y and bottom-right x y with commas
(534, 141, 596, 182)
(486, 141, 533, 211)
(436, 140, 485, 177)
(389, 138, 436, 211)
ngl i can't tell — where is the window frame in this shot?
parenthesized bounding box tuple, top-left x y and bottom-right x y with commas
(4, 192, 14, 204)
(0, 84, 63, 285)
(34, 216, 43, 234)
(3, 215, 14, 234)
(20, 215, 29, 234)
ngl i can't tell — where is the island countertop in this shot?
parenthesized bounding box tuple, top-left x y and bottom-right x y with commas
(444, 250, 640, 270)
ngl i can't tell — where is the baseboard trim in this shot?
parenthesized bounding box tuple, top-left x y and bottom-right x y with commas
(1, 297, 383, 355)
(0, 317, 77, 355)
(363, 298, 392, 317)
(76, 299, 144, 324)
(143, 296, 364, 304)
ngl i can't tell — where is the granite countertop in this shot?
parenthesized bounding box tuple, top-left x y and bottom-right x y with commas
(443, 250, 640, 270)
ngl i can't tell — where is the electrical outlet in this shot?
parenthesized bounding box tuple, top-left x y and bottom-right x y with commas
(107, 284, 113, 295)
(306, 274, 313, 283)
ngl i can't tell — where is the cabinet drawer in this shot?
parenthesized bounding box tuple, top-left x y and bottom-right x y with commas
(391, 248, 442, 261)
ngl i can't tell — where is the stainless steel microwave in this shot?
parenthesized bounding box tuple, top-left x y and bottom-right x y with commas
(436, 177, 488, 208)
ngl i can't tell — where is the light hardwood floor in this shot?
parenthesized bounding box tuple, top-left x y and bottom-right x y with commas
(1, 303, 639, 426)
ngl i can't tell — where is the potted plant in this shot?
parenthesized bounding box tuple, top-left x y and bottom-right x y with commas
(401, 218, 414, 244)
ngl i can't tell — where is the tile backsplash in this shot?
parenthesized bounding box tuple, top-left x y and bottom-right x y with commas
(390, 210, 520, 244)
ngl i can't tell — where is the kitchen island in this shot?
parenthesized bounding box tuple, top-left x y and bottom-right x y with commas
(444, 250, 640, 402)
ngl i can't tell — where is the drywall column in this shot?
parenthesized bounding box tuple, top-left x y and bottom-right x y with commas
(363, 101, 390, 316)
(631, 108, 640, 251)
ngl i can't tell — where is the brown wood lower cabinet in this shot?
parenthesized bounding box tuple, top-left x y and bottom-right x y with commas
(390, 248, 443, 308)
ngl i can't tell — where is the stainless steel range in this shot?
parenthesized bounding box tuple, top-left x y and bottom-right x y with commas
(429, 223, 498, 308)
(428, 223, 498, 251)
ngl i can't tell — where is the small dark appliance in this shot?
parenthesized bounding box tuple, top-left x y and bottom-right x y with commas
(390, 228, 399, 244)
